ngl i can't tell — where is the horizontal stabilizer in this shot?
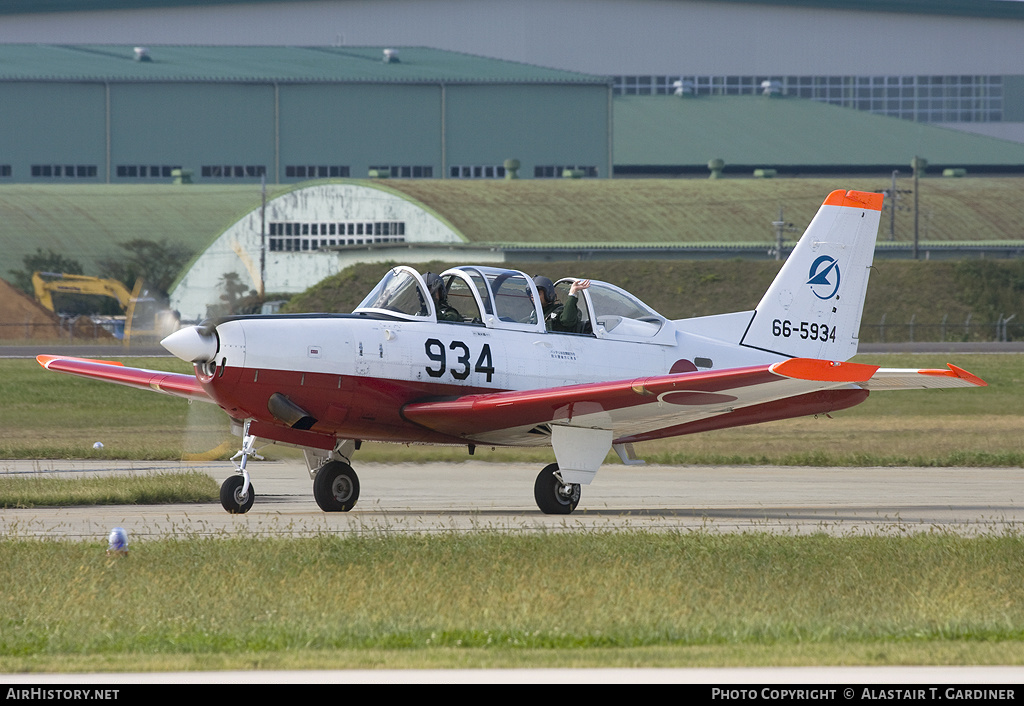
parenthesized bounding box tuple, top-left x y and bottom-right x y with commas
(770, 358, 879, 382)
(770, 357, 986, 389)
(857, 363, 987, 390)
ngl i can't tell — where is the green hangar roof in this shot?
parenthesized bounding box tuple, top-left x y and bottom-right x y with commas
(5, 0, 1024, 20)
(0, 44, 608, 84)
(613, 95, 1024, 175)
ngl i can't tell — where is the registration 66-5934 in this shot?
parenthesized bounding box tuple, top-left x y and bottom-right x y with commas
(771, 319, 836, 342)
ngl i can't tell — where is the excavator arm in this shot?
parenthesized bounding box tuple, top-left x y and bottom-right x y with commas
(31, 272, 134, 312)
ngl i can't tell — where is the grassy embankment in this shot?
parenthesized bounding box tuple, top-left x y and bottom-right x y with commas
(0, 531, 1021, 672)
(288, 258, 1024, 343)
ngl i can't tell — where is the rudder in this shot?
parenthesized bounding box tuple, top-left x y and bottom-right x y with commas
(739, 189, 883, 361)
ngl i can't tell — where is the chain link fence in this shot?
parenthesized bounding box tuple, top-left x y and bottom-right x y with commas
(860, 314, 1021, 343)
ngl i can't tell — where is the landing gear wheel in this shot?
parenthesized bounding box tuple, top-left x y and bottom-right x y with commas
(313, 461, 360, 512)
(220, 475, 255, 514)
(534, 463, 581, 515)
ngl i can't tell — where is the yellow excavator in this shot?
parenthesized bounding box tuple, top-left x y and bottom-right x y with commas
(31, 272, 176, 344)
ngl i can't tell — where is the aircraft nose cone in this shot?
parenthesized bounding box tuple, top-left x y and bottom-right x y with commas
(161, 326, 218, 363)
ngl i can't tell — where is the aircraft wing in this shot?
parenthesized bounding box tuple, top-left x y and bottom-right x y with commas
(402, 358, 986, 446)
(36, 355, 211, 403)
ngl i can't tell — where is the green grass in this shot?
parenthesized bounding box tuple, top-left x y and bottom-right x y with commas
(0, 471, 218, 508)
(0, 531, 1021, 671)
(0, 357, 233, 461)
(385, 177, 1024, 246)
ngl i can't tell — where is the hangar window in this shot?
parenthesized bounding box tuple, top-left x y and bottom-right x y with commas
(368, 165, 433, 179)
(613, 74, 1002, 122)
(285, 165, 350, 179)
(268, 220, 406, 252)
(32, 164, 98, 178)
(449, 164, 507, 179)
(0, 165, 11, 177)
(201, 165, 266, 179)
(116, 164, 181, 179)
(534, 165, 598, 179)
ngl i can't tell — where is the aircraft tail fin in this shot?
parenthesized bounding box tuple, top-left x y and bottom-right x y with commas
(739, 189, 883, 361)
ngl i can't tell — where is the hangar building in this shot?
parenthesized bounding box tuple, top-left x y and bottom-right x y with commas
(0, 45, 611, 184)
(2, 0, 1023, 143)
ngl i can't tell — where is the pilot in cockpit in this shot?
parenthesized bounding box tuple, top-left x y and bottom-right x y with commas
(533, 276, 590, 332)
(424, 272, 462, 322)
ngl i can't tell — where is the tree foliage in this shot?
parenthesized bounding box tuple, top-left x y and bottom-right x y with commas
(99, 239, 192, 298)
(7, 248, 84, 294)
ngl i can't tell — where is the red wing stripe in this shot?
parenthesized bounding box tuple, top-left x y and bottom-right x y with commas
(37, 354, 124, 369)
(403, 365, 780, 437)
(36, 355, 210, 402)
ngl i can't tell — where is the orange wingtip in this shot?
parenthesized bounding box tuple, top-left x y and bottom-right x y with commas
(771, 358, 879, 382)
(919, 364, 988, 387)
(822, 189, 885, 212)
(36, 354, 126, 369)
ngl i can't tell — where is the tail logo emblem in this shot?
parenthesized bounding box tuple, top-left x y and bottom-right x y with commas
(807, 256, 841, 300)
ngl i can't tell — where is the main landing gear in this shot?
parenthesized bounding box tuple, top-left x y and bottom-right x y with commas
(312, 460, 360, 512)
(534, 463, 581, 515)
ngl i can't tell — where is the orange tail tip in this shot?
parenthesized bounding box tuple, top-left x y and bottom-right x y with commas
(822, 189, 885, 212)
(920, 364, 988, 387)
(36, 354, 125, 369)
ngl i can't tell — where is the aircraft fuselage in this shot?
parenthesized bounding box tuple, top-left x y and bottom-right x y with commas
(198, 311, 697, 446)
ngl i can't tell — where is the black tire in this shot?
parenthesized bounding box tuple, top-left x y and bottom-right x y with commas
(220, 475, 255, 514)
(313, 461, 360, 512)
(534, 463, 581, 515)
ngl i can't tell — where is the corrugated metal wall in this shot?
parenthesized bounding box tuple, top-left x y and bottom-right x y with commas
(0, 80, 610, 183)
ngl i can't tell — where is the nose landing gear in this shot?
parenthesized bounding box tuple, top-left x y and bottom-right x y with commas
(220, 421, 262, 514)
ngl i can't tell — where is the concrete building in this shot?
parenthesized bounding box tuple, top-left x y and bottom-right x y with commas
(170, 181, 502, 321)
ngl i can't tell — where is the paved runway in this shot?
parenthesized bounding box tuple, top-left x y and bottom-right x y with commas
(2, 459, 1021, 541)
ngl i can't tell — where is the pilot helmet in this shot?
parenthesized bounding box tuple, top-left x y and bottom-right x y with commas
(533, 275, 555, 302)
(423, 272, 445, 301)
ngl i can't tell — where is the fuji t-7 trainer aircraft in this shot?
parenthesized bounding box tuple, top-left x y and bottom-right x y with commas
(38, 189, 986, 515)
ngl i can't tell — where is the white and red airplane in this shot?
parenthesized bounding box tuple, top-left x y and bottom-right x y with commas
(38, 189, 986, 515)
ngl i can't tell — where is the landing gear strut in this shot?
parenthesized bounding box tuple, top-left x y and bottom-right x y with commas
(220, 421, 262, 514)
(534, 463, 581, 515)
(313, 460, 360, 512)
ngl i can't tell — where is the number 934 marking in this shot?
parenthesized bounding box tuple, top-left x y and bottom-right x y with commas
(771, 319, 836, 342)
(424, 339, 495, 382)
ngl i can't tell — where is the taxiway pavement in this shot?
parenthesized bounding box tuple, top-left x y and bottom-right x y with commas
(1, 459, 1020, 540)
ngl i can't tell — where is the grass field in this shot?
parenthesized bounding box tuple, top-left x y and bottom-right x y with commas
(0, 531, 1021, 672)
(0, 471, 218, 508)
